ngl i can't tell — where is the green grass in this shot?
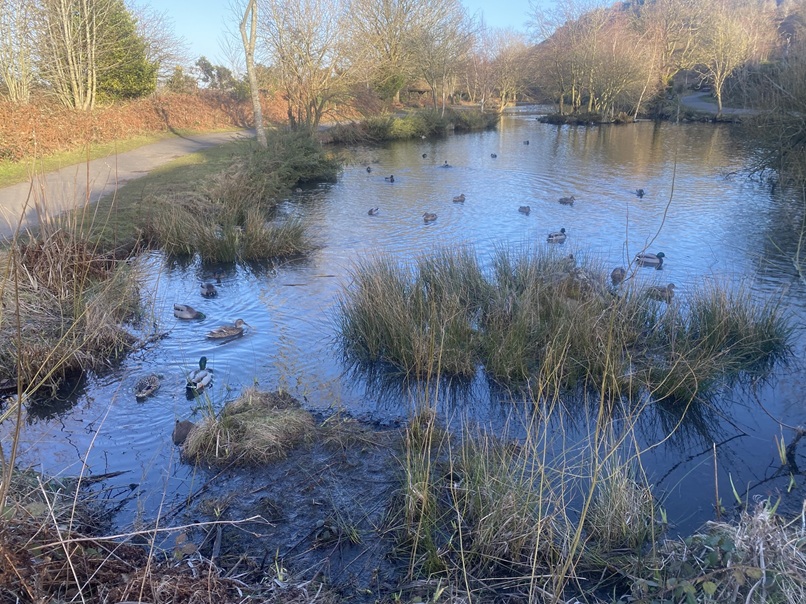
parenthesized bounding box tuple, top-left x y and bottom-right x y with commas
(0, 130, 239, 189)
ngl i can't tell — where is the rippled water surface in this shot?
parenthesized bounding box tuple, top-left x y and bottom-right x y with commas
(10, 113, 806, 534)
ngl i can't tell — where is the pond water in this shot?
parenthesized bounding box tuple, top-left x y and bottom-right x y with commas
(8, 111, 806, 540)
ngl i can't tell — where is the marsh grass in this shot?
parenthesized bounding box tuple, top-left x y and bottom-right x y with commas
(183, 388, 316, 466)
(338, 247, 791, 404)
(0, 223, 141, 394)
(144, 131, 335, 262)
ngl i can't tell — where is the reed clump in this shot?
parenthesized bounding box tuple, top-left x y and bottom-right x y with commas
(0, 227, 141, 394)
(339, 247, 791, 404)
(144, 131, 337, 262)
(183, 388, 316, 466)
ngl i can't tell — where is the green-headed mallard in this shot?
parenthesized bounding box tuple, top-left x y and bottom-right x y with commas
(611, 267, 627, 286)
(423, 212, 437, 223)
(200, 282, 218, 297)
(368, 207, 380, 216)
(206, 319, 250, 339)
(384, 175, 395, 182)
(173, 303, 205, 320)
(647, 283, 675, 302)
(452, 193, 466, 203)
(558, 195, 575, 206)
(134, 374, 160, 399)
(635, 251, 665, 269)
(187, 356, 212, 393)
(172, 419, 195, 445)
(547, 228, 567, 243)
(518, 206, 531, 215)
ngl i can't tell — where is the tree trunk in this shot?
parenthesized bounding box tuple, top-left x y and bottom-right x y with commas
(240, 0, 267, 147)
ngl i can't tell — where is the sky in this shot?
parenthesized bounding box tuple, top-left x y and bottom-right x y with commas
(162, 0, 538, 69)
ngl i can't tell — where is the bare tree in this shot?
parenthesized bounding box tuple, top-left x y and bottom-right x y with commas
(240, 0, 267, 146)
(128, 1, 189, 82)
(0, 0, 36, 103)
(409, 0, 473, 113)
(259, 0, 353, 130)
(489, 28, 529, 108)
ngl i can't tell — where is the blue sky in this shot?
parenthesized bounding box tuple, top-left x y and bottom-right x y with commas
(163, 0, 539, 67)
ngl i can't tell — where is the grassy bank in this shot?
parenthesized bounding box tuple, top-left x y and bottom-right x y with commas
(338, 246, 791, 403)
(326, 108, 500, 144)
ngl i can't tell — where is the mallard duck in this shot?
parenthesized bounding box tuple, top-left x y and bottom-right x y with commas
(635, 188, 645, 198)
(490, 153, 498, 158)
(368, 207, 380, 216)
(610, 267, 627, 286)
(422, 153, 427, 158)
(172, 419, 195, 446)
(173, 303, 205, 320)
(518, 206, 531, 215)
(635, 251, 665, 269)
(200, 282, 217, 297)
(547, 228, 567, 243)
(187, 356, 212, 393)
(423, 212, 438, 223)
(366, 166, 372, 173)
(523, 140, 530, 145)
(646, 283, 676, 302)
(206, 318, 250, 339)
(558, 195, 575, 206)
(134, 374, 160, 399)
(384, 175, 395, 182)
(442, 161, 451, 168)
(452, 194, 466, 203)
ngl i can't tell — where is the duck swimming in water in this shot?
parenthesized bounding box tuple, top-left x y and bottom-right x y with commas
(368, 207, 380, 216)
(635, 251, 665, 269)
(174, 304, 205, 320)
(384, 175, 395, 182)
(452, 194, 466, 203)
(635, 188, 645, 198)
(186, 356, 212, 394)
(134, 374, 160, 399)
(610, 267, 627, 286)
(547, 228, 567, 243)
(518, 206, 531, 215)
(558, 195, 575, 206)
(646, 283, 675, 302)
(423, 212, 438, 223)
(206, 319, 250, 339)
(200, 282, 217, 297)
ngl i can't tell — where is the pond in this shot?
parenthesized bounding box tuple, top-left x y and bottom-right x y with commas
(8, 111, 806, 542)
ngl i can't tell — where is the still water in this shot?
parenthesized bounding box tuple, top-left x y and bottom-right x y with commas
(10, 111, 806, 535)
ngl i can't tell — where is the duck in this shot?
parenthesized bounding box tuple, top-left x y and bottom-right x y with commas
(172, 419, 196, 446)
(442, 161, 451, 168)
(610, 267, 627, 286)
(646, 283, 676, 302)
(422, 153, 427, 158)
(200, 282, 217, 297)
(518, 206, 531, 215)
(368, 207, 380, 216)
(173, 303, 205, 320)
(523, 140, 530, 145)
(490, 153, 498, 158)
(423, 212, 438, 223)
(186, 356, 212, 393)
(635, 188, 645, 198)
(635, 251, 665, 269)
(366, 166, 372, 173)
(384, 175, 395, 182)
(547, 228, 567, 243)
(206, 318, 250, 339)
(134, 374, 160, 399)
(558, 195, 575, 206)
(452, 194, 466, 203)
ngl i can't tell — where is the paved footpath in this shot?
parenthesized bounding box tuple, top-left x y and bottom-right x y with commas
(0, 130, 250, 239)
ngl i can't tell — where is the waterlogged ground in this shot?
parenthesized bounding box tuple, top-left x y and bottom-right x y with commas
(7, 111, 806, 588)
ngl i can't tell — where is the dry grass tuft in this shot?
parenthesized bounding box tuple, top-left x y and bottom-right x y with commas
(183, 388, 316, 466)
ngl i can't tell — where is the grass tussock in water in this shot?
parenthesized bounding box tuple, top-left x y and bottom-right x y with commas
(328, 108, 499, 144)
(144, 130, 338, 262)
(183, 388, 316, 466)
(0, 227, 140, 394)
(339, 247, 792, 403)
